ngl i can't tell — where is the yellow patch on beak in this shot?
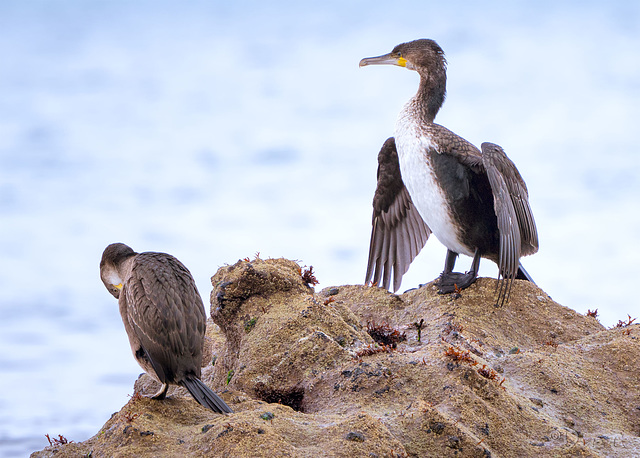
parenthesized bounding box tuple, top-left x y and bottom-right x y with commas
(114, 283, 123, 290)
(397, 57, 408, 67)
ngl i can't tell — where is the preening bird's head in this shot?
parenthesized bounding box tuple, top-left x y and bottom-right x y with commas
(100, 243, 136, 299)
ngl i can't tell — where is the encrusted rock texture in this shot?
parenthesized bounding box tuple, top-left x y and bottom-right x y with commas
(32, 257, 640, 457)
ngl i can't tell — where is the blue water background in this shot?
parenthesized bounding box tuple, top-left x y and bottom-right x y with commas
(1, 1, 639, 456)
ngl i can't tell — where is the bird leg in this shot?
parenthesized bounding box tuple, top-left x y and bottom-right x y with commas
(443, 249, 458, 274)
(437, 249, 481, 294)
(416, 250, 460, 290)
(151, 383, 169, 400)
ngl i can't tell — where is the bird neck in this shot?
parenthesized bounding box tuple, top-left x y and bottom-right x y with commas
(116, 256, 136, 280)
(414, 73, 446, 123)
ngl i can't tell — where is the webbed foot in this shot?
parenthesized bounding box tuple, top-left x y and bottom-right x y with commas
(436, 271, 478, 294)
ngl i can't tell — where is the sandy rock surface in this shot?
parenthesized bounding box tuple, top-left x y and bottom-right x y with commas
(32, 258, 640, 457)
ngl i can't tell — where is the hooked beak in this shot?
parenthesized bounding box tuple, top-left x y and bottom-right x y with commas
(359, 52, 409, 68)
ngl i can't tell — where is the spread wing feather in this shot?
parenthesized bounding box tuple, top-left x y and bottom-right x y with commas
(480, 142, 538, 257)
(365, 137, 431, 292)
(481, 142, 538, 305)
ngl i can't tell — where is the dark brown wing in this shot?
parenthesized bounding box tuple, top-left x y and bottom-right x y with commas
(480, 142, 538, 257)
(426, 125, 537, 260)
(124, 252, 206, 383)
(365, 137, 431, 292)
(428, 123, 485, 168)
(425, 126, 538, 304)
(481, 142, 538, 304)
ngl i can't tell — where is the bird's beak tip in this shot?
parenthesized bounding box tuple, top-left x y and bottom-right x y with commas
(359, 53, 401, 68)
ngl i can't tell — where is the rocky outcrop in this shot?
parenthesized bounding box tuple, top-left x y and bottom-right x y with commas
(32, 258, 640, 457)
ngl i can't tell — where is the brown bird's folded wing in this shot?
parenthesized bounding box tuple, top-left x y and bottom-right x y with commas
(125, 252, 206, 383)
(365, 137, 431, 292)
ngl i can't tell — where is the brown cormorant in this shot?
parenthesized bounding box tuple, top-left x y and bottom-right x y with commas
(100, 243, 232, 413)
(360, 39, 538, 305)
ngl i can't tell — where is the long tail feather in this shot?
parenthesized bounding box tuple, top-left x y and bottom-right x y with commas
(516, 263, 535, 284)
(182, 376, 233, 414)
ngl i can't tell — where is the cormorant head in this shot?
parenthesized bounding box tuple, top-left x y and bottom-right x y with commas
(100, 243, 136, 298)
(359, 39, 446, 76)
(360, 39, 447, 120)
